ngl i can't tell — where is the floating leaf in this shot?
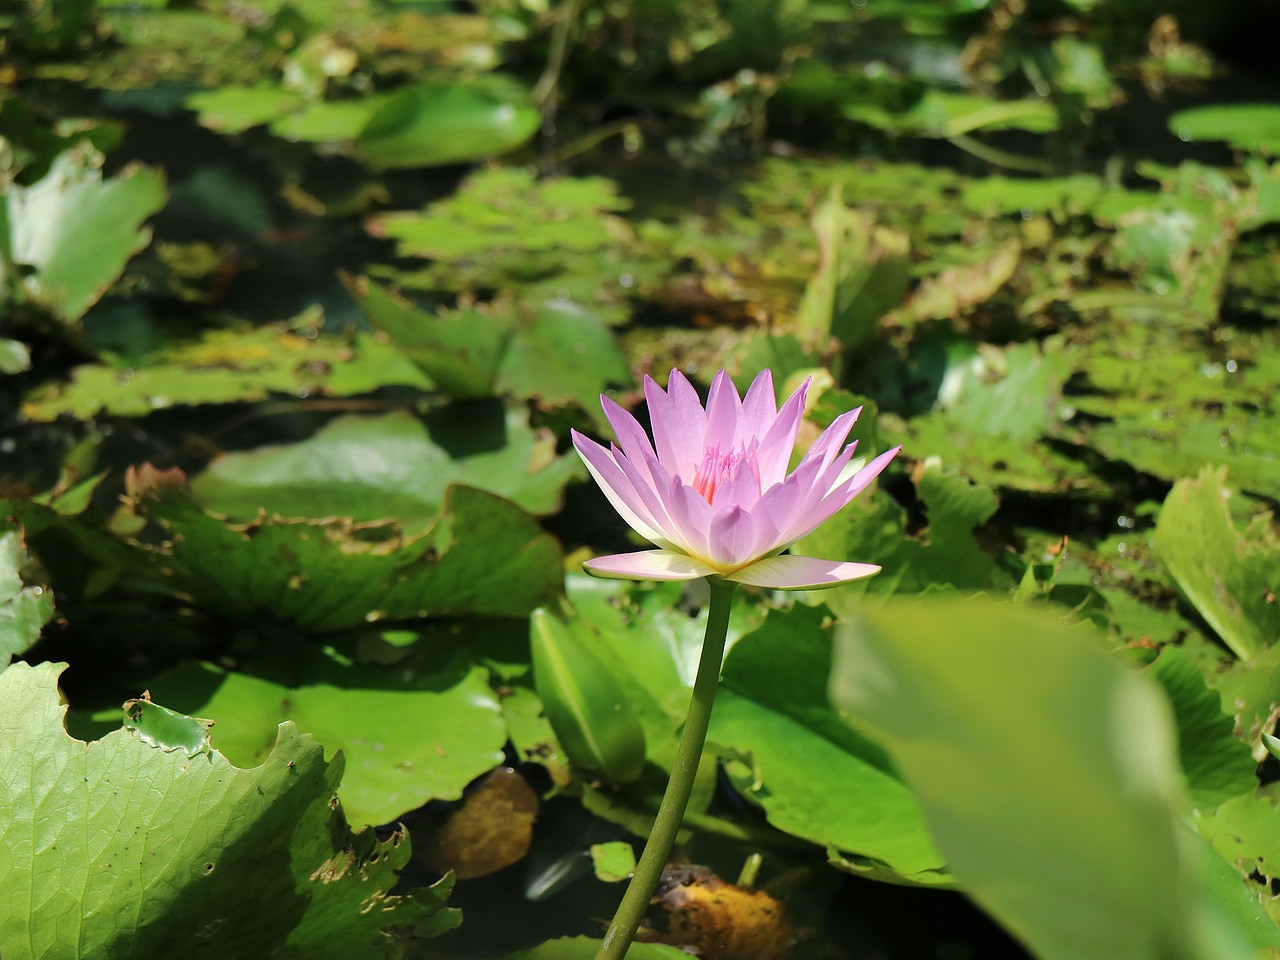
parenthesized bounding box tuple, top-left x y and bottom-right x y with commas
(794, 184, 910, 351)
(0, 661, 460, 960)
(0, 528, 54, 668)
(21, 318, 430, 421)
(355, 80, 539, 169)
(186, 84, 308, 133)
(4, 144, 166, 323)
(124, 465, 562, 630)
(119, 644, 507, 828)
(711, 603, 947, 884)
(191, 406, 582, 523)
(1147, 648, 1258, 812)
(1154, 467, 1280, 660)
(1170, 105, 1280, 155)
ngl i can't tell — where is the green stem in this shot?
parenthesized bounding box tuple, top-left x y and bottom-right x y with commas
(594, 578, 737, 960)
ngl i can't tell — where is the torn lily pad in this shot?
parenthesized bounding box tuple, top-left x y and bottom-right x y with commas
(0, 661, 460, 960)
(123, 464, 562, 630)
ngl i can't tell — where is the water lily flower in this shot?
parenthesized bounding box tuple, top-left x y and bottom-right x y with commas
(571, 368, 900, 590)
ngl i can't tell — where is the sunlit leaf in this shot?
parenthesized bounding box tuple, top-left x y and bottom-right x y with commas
(0, 662, 460, 960)
(4, 144, 166, 323)
(1154, 467, 1280, 660)
(831, 597, 1280, 960)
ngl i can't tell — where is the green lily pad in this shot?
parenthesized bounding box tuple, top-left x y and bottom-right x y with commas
(1153, 467, 1280, 661)
(4, 144, 166, 323)
(20, 318, 431, 421)
(190, 406, 582, 523)
(345, 276, 632, 417)
(1147, 647, 1257, 812)
(0, 661, 459, 960)
(125, 465, 562, 630)
(186, 84, 308, 133)
(355, 80, 539, 169)
(1170, 104, 1280, 155)
(119, 643, 507, 828)
(831, 597, 1280, 960)
(712, 603, 947, 883)
(0, 527, 55, 668)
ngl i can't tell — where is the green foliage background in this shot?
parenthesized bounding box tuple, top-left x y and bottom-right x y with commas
(2, 0, 1279, 957)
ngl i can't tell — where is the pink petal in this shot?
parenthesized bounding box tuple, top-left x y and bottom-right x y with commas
(646, 370, 707, 481)
(781, 445, 901, 543)
(660, 475, 717, 561)
(752, 455, 827, 546)
(708, 506, 757, 568)
(737, 369, 777, 446)
(609, 442, 680, 544)
(584, 550, 717, 581)
(756, 377, 810, 489)
(572, 430, 665, 543)
(601, 395, 657, 466)
(801, 407, 862, 472)
(724, 555, 882, 590)
(703, 370, 742, 451)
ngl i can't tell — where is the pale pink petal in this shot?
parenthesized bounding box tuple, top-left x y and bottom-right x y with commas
(724, 555, 882, 590)
(800, 407, 862, 471)
(584, 550, 717, 581)
(752, 454, 827, 543)
(780, 445, 901, 544)
(572, 430, 665, 543)
(659, 474, 717, 561)
(737, 369, 777, 446)
(756, 377, 810, 489)
(703, 370, 742, 451)
(708, 506, 757, 568)
(646, 370, 707, 481)
(610, 442, 680, 543)
(710, 462, 764, 511)
(601, 395, 657, 466)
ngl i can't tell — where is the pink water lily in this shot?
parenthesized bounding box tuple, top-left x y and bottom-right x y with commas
(571, 368, 900, 590)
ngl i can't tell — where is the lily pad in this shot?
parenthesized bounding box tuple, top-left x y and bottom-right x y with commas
(711, 603, 947, 883)
(354, 80, 539, 169)
(0, 661, 459, 960)
(1153, 467, 1280, 661)
(124, 465, 562, 630)
(3, 144, 166, 323)
(117, 643, 507, 828)
(0, 528, 55, 668)
(191, 406, 582, 523)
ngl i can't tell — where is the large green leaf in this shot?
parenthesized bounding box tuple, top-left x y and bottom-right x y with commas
(0, 661, 459, 960)
(125, 466, 562, 630)
(1154, 467, 1280, 660)
(117, 643, 507, 828)
(711, 603, 947, 884)
(190, 406, 582, 523)
(4, 144, 166, 323)
(830, 597, 1280, 960)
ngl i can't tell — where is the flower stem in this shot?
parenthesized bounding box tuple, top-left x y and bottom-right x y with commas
(594, 578, 737, 960)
